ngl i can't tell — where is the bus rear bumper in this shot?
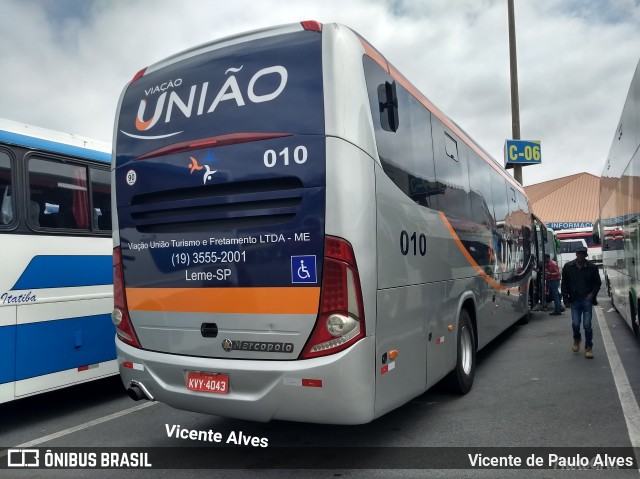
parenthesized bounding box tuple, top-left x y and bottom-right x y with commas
(116, 336, 376, 424)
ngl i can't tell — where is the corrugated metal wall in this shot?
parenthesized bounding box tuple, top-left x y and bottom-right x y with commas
(524, 173, 600, 224)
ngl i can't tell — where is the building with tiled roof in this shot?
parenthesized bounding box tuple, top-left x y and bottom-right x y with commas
(524, 172, 599, 231)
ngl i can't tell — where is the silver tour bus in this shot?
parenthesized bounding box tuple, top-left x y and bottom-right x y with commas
(112, 21, 533, 424)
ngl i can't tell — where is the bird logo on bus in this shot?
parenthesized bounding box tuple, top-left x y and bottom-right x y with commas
(188, 157, 203, 173)
(188, 150, 219, 184)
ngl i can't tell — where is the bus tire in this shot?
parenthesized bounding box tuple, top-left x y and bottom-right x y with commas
(449, 309, 476, 394)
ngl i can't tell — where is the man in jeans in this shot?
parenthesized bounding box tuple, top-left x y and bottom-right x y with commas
(545, 254, 563, 315)
(561, 246, 601, 359)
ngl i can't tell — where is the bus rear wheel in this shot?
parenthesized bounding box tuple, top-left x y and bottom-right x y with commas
(448, 309, 476, 394)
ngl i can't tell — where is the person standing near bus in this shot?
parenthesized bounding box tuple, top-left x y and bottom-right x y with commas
(545, 254, 563, 315)
(561, 246, 601, 359)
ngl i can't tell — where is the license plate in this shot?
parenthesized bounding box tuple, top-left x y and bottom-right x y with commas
(186, 371, 229, 394)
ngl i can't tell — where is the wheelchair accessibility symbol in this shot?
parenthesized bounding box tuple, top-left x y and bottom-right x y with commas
(291, 255, 317, 284)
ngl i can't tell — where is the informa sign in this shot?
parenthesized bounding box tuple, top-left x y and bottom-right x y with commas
(547, 222, 593, 230)
(504, 140, 541, 168)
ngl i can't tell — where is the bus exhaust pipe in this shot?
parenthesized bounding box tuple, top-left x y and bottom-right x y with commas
(127, 386, 145, 401)
(127, 380, 154, 401)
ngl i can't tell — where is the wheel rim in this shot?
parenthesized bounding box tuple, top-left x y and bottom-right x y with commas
(460, 326, 473, 375)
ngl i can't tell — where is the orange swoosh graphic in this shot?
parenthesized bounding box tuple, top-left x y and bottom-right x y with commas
(135, 100, 153, 131)
(439, 211, 510, 292)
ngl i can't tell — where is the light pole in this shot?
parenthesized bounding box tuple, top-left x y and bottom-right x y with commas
(508, 0, 522, 185)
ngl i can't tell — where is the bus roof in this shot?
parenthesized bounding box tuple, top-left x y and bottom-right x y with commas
(140, 22, 305, 77)
(0, 118, 111, 164)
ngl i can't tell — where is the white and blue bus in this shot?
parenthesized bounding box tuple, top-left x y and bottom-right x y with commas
(112, 21, 534, 424)
(598, 57, 640, 339)
(0, 119, 116, 404)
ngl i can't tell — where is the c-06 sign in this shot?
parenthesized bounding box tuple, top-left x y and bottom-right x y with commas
(504, 140, 541, 166)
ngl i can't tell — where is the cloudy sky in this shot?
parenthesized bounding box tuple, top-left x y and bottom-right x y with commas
(1, 0, 638, 186)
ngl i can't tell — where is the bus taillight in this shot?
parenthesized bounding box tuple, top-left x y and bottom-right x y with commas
(300, 236, 365, 359)
(112, 246, 141, 349)
(301, 20, 322, 32)
(130, 68, 147, 83)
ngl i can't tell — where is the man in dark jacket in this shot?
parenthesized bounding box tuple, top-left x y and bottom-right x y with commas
(561, 246, 601, 359)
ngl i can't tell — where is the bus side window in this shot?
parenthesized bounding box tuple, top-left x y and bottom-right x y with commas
(96, 203, 111, 231)
(0, 151, 13, 225)
(444, 133, 458, 162)
(363, 56, 438, 209)
(91, 167, 111, 231)
(1, 186, 11, 225)
(29, 200, 40, 227)
(432, 118, 470, 221)
(29, 157, 89, 231)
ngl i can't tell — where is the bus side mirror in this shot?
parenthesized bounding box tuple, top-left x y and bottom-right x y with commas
(378, 81, 399, 132)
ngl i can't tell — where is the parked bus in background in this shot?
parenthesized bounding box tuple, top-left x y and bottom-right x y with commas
(112, 21, 535, 424)
(598, 57, 640, 340)
(0, 119, 116, 403)
(556, 227, 601, 266)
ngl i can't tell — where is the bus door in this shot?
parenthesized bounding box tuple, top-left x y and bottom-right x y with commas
(532, 216, 547, 310)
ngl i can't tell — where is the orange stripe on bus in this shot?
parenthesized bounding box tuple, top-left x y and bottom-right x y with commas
(126, 287, 321, 314)
(438, 211, 507, 291)
(359, 37, 389, 73)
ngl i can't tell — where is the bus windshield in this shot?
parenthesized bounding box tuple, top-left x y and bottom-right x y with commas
(116, 30, 324, 160)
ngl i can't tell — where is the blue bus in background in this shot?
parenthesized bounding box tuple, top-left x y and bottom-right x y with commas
(0, 118, 116, 403)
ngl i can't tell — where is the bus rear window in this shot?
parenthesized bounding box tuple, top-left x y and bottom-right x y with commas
(116, 30, 324, 163)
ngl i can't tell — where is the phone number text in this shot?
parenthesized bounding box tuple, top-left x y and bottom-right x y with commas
(171, 250, 246, 268)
